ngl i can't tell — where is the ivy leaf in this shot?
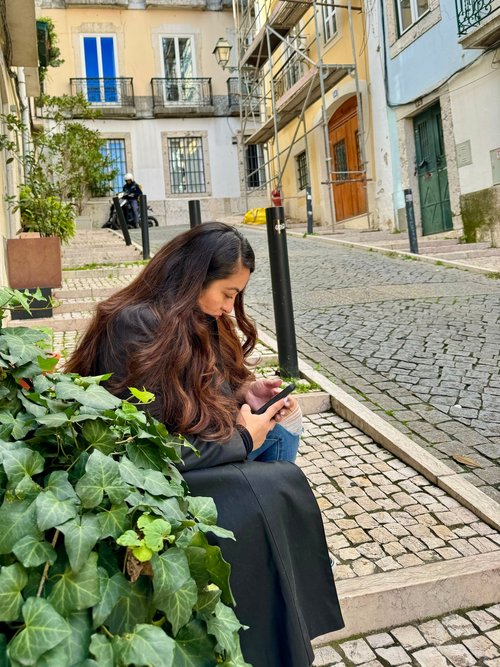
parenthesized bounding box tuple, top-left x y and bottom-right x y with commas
(112, 624, 175, 667)
(44, 471, 77, 501)
(56, 382, 121, 410)
(82, 419, 117, 455)
(142, 519, 172, 552)
(37, 610, 91, 667)
(142, 470, 177, 497)
(35, 490, 78, 532)
(36, 413, 69, 428)
(89, 633, 114, 667)
(36, 356, 58, 373)
(12, 535, 57, 568)
(48, 552, 100, 616)
(206, 601, 244, 655)
(0, 563, 27, 622)
(105, 577, 155, 635)
(191, 532, 234, 606)
(174, 619, 217, 667)
(2, 448, 45, 487)
(195, 587, 221, 618)
(198, 524, 235, 541)
(128, 387, 156, 403)
(59, 515, 101, 572)
(126, 441, 164, 472)
(75, 450, 128, 509)
(0, 333, 43, 367)
(8, 597, 71, 666)
(96, 504, 130, 539)
(187, 497, 218, 526)
(152, 550, 197, 636)
(116, 530, 142, 548)
(92, 571, 129, 629)
(118, 457, 145, 488)
(0, 498, 38, 555)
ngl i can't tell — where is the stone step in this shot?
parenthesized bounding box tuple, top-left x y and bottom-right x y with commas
(432, 247, 500, 260)
(54, 286, 119, 300)
(62, 266, 143, 280)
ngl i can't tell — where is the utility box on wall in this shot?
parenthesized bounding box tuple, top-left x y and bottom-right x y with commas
(491, 148, 500, 185)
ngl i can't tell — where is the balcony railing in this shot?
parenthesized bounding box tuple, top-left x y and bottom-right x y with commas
(151, 78, 213, 109)
(455, 0, 495, 34)
(227, 77, 261, 114)
(70, 77, 134, 106)
(274, 60, 307, 101)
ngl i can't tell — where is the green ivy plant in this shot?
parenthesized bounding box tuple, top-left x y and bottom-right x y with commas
(0, 287, 250, 666)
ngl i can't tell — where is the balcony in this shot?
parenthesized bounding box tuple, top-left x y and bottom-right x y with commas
(456, 0, 500, 48)
(70, 78, 135, 116)
(151, 78, 214, 116)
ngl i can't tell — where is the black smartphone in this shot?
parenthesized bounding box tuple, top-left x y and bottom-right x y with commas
(252, 383, 296, 415)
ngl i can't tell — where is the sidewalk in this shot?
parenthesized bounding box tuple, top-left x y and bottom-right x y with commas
(10, 228, 500, 665)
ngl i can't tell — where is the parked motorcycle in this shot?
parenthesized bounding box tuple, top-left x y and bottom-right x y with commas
(102, 193, 159, 230)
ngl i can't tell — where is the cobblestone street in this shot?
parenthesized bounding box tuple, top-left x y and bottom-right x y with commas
(141, 225, 500, 504)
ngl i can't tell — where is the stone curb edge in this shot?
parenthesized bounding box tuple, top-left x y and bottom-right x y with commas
(257, 329, 500, 532)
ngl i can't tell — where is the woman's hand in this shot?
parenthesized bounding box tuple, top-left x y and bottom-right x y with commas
(243, 378, 283, 412)
(237, 399, 287, 450)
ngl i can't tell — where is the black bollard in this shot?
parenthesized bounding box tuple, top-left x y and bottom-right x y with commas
(265, 206, 299, 378)
(404, 188, 419, 254)
(306, 186, 313, 234)
(188, 200, 202, 228)
(113, 196, 132, 246)
(139, 194, 151, 260)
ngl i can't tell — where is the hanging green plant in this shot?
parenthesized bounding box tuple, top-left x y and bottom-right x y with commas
(0, 288, 250, 666)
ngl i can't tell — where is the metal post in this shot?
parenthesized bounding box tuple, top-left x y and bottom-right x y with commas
(188, 200, 202, 228)
(265, 206, 299, 378)
(404, 188, 419, 254)
(306, 186, 313, 234)
(140, 194, 150, 260)
(113, 196, 132, 246)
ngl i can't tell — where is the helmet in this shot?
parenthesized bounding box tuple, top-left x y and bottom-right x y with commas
(124, 173, 134, 181)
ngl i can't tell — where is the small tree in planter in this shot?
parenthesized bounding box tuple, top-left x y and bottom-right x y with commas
(0, 288, 250, 666)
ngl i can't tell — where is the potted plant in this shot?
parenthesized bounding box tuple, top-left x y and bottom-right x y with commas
(1, 95, 117, 318)
(0, 287, 250, 665)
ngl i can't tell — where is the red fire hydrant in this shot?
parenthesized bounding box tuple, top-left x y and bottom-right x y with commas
(271, 188, 282, 207)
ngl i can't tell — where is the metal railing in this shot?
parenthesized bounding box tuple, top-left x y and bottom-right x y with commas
(455, 0, 495, 34)
(70, 77, 134, 106)
(227, 77, 261, 113)
(273, 59, 307, 101)
(151, 78, 213, 109)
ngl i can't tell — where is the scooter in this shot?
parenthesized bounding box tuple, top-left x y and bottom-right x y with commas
(102, 193, 159, 230)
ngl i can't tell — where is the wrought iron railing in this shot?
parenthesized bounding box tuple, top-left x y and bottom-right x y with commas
(455, 0, 495, 34)
(70, 78, 134, 106)
(151, 78, 213, 109)
(273, 59, 307, 100)
(227, 77, 261, 113)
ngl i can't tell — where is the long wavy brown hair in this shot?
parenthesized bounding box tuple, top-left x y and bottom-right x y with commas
(66, 223, 257, 441)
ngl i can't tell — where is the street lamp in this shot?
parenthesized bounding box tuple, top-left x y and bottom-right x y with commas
(213, 37, 235, 71)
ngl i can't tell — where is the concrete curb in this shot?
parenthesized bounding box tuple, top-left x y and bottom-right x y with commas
(315, 551, 500, 642)
(257, 329, 500, 532)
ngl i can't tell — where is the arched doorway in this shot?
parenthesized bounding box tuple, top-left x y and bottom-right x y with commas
(328, 97, 367, 222)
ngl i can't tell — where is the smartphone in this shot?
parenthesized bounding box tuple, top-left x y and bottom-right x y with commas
(252, 383, 296, 415)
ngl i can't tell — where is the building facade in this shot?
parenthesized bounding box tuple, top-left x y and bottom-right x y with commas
(36, 0, 265, 226)
(0, 0, 40, 285)
(367, 0, 500, 237)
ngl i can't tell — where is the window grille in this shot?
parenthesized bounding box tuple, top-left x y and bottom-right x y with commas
(245, 144, 266, 188)
(168, 137, 206, 194)
(101, 139, 127, 193)
(296, 151, 309, 190)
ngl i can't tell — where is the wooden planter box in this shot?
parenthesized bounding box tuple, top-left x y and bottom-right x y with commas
(6, 235, 62, 320)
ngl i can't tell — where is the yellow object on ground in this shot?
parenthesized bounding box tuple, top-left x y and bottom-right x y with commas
(243, 208, 267, 225)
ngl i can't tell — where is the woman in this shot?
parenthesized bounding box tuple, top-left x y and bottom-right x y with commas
(67, 222, 344, 665)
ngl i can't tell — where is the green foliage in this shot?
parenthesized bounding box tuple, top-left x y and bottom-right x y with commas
(0, 288, 250, 666)
(37, 17, 64, 84)
(0, 95, 117, 237)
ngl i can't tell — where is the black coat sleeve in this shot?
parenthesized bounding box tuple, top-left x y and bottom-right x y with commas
(96, 305, 250, 472)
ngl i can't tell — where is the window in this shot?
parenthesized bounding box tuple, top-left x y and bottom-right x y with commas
(82, 36, 118, 103)
(101, 139, 127, 193)
(246, 144, 266, 188)
(396, 0, 429, 34)
(162, 37, 194, 78)
(322, 3, 337, 43)
(296, 151, 309, 190)
(168, 137, 206, 194)
(333, 140, 348, 180)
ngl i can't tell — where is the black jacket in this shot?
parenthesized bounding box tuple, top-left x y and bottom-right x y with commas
(122, 181, 142, 200)
(93, 304, 344, 666)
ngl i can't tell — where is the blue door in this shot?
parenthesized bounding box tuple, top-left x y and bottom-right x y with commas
(83, 36, 117, 103)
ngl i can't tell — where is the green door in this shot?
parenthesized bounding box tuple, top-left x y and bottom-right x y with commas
(414, 104, 453, 235)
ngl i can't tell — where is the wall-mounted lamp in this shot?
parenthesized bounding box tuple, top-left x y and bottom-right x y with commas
(213, 37, 237, 72)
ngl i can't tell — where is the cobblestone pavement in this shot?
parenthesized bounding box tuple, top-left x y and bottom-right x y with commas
(313, 603, 500, 666)
(138, 226, 500, 503)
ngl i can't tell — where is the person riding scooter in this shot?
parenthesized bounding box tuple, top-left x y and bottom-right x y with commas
(122, 173, 142, 228)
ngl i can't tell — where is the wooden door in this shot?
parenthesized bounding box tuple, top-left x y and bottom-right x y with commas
(328, 97, 366, 221)
(414, 104, 453, 235)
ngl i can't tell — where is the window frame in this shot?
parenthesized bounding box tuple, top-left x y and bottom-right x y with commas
(160, 35, 196, 79)
(321, 2, 337, 43)
(167, 135, 206, 195)
(245, 144, 266, 189)
(101, 138, 127, 193)
(296, 150, 309, 191)
(395, 0, 430, 36)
